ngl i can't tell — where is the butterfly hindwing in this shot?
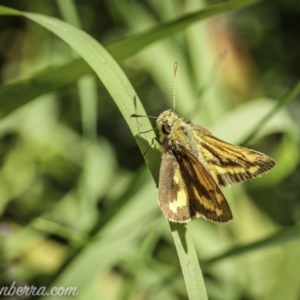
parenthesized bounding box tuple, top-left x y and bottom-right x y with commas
(158, 146, 233, 223)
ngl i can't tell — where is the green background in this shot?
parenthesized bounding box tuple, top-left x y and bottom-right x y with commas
(0, 0, 299, 299)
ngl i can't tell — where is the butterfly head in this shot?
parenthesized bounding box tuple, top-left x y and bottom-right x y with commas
(156, 109, 180, 142)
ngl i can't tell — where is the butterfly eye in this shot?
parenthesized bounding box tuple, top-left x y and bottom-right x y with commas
(161, 123, 172, 135)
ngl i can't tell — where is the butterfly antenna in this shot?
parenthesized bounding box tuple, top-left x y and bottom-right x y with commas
(131, 113, 157, 119)
(172, 61, 178, 112)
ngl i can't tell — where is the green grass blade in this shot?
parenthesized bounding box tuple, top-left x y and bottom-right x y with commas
(0, 5, 147, 134)
(171, 223, 208, 300)
(0, 0, 259, 118)
(108, 0, 261, 60)
(9, 5, 158, 171)
(203, 226, 300, 268)
(0, 58, 89, 117)
(241, 80, 300, 145)
(0, 6, 207, 298)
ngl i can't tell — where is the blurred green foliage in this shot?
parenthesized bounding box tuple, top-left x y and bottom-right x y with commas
(0, 0, 300, 299)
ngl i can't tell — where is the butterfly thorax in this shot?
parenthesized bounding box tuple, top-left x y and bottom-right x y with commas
(156, 110, 199, 158)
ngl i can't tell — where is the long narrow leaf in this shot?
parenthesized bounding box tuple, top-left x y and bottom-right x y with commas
(242, 81, 300, 145)
(171, 223, 208, 300)
(0, 0, 260, 118)
(107, 0, 261, 60)
(0, 6, 207, 299)
(202, 226, 300, 268)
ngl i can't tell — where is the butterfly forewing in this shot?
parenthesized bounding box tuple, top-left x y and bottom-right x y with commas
(192, 126, 276, 186)
(158, 146, 233, 223)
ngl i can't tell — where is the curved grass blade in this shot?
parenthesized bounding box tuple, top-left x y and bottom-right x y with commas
(0, 0, 259, 118)
(0, 58, 89, 117)
(241, 81, 300, 145)
(0, 6, 208, 299)
(108, 0, 261, 60)
(202, 226, 300, 268)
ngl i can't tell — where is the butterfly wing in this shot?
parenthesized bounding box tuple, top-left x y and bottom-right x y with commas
(158, 146, 232, 223)
(193, 126, 276, 186)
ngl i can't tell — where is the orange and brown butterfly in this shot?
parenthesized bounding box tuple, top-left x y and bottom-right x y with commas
(155, 109, 275, 223)
(132, 64, 275, 223)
